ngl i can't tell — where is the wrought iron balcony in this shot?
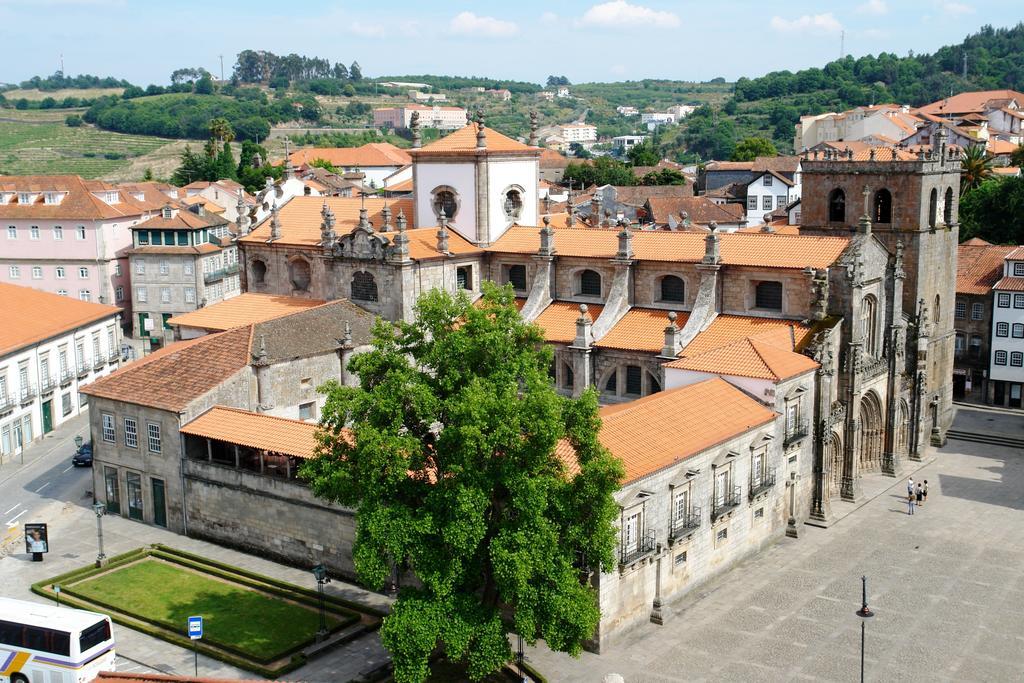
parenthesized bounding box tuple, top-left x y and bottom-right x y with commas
(93, 355, 107, 370)
(620, 529, 656, 567)
(108, 349, 120, 363)
(711, 486, 742, 521)
(0, 393, 14, 412)
(39, 376, 59, 394)
(76, 363, 90, 379)
(784, 419, 810, 446)
(749, 468, 777, 499)
(17, 384, 37, 403)
(59, 368, 75, 385)
(669, 507, 702, 541)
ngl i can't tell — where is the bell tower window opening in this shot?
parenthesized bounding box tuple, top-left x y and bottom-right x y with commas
(433, 188, 458, 221)
(928, 188, 938, 228)
(351, 271, 378, 302)
(828, 189, 846, 223)
(503, 188, 523, 221)
(872, 189, 892, 224)
(943, 187, 954, 225)
(251, 259, 267, 284)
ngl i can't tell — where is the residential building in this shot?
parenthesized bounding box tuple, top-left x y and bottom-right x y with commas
(0, 176, 172, 325)
(612, 135, 647, 153)
(181, 180, 256, 223)
(539, 148, 572, 183)
(641, 196, 745, 230)
(990, 246, 1024, 408)
(794, 104, 921, 152)
(641, 112, 676, 130)
(125, 204, 240, 351)
(536, 91, 555, 102)
(954, 240, 1013, 402)
(667, 104, 697, 120)
(0, 283, 122, 463)
(616, 106, 639, 117)
(701, 156, 801, 194)
(743, 168, 803, 227)
(486, 88, 512, 101)
(556, 86, 571, 98)
(916, 89, 1024, 144)
(409, 90, 446, 102)
(286, 143, 412, 188)
(577, 185, 694, 226)
(372, 104, 468, 131)
(558, 123, 598, 144)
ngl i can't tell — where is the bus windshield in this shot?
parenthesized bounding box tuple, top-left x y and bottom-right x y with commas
(79, 619, 111, 653)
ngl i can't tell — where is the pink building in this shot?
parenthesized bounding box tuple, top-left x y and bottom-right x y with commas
(373, 104, 468, 131)
(0, 177, 177, 328)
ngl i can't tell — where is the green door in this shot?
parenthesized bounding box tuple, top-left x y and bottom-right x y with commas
(138, 313, 149, 337)
(41, 400, 53, 434)
(152, 478, 167, 528)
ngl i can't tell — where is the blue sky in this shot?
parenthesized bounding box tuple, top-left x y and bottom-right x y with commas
(1, 1, 1019, 86)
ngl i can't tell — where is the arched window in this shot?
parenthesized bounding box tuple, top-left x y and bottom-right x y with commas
(943, 187, 954, 225)
(755, 281, 783, 310)
(433, 188, 458, 220)
(351, 271, 378, 302)
(828, 188, 846, 222)
(928, 188, 938, 228)
(604, 370, 617, 393)
(861, 294, 878, 356)
(659, 275, 685, 303)
(578, 269, 602, 297)
(872, 189, 892, 224)
(506, 264, 526, 291)
(288, 258, 311, 291)
(251, 259, 267, 284)
(503, 189, 523, 220)
(563, 362, 574, 390)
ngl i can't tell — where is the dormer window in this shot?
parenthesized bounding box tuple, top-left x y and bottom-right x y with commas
(133, 192, 145, 201)
(162, 206, 173, 220)
(18, 193, 33, 205)
(43, 192, 63, 205)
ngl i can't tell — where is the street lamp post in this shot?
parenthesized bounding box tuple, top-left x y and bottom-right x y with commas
(855, 575, 874, 683)
(311, 564, 330, 643)
(92, 502, 107, 568)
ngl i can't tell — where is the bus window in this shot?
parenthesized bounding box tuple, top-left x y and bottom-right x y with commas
(79, 619, 111, 653)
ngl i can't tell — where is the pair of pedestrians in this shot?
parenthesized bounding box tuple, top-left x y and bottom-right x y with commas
(906, 477, 928, 514)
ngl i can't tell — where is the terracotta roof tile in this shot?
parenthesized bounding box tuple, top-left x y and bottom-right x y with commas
(288, 143, 412, 168)
(646, 197, 744, 225)
(80, 326, 253, 412)
(594, 308, 680, 353)
(413, 123, 537, 155)
(488, 227, 850, 270)
(0, 175, 164, 220)
(240, 196, 414, 247)
(404, 226, 483, 259)
(956, 244, 1015, 294)
(664, 336, 818, 380)
(533, 302, 605, 344)
(682, 315, 811, 356)
(0, 283, 122, 357)
(917, 89, 1024, 116)
(558, 378, 776, 483)
(993, 276, 1024, 292)
(167, 293, 327, 331)
(180, 406, 319, 459)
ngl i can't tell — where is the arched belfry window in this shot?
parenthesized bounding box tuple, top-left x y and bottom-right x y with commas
(503, 188, 523, 221)
(251, 259, 267, 284)
(943, 187, 954, 225)
(506, 264, 527, 291)
(351, 271, 378, 302)
(659, 275, 685, 303)
(829, 188, 846, 222)
(872, 189, 892, 224)
(432, 187, 458, 221)
(928, 188, 938, 228)
(289, 258, 311, 292)
(578, 269, 602, 297)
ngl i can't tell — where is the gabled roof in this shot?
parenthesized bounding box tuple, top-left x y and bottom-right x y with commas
(240, 196, 415, 247)
(487, 227, 850, 270)
(664, 336, 818, 381)
(288, 143, 412, 168)
(993, 277, 1024, 292)
(167, 294, 327, 331)
(181, 406, 318, 459)
(0, 175, 167, 220)
(646, 196, 744, 225)
(0, 283, 122, 357)
(533, 302, 605, 344)
(917, 90, 1024, 116)
(558, 378, 776, 483)
(956, 243, 1015, 295)
(412, 123, 538, 155)
(133, 206, 228, 230)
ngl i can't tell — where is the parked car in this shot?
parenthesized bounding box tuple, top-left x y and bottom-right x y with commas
(72, 442, 93, 467)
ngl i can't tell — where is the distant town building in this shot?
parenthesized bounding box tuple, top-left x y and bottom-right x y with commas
(558, 123, 597, 143)
(556, 86, 571, 98)
(486, 88, 512, 101)
(616, 105, 639, 117)
(794, 104, 921, 151)
(641, 112, 676, 130)
(373, 104, 468, 131)
(409, 90, 447, 102)
(182, 179, 257, 223)
(990, 246, 1024, 408)
(287, 143, 412, 188)
(612, 135, 647, 153)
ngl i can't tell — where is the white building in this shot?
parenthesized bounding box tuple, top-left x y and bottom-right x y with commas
(641, 112, 676, 131)
(0, 282, 123, 462)
(794, 105, 921, 152)
(990, 246, 1024, 408)
(667, 104, 696, 120)
(616, 106, 639, 117)
(556, 86, 571, 98)
(613, 135, 647, 152)
(373, 105, 468, 131)
(743, 166, 802, 227)
(559, 123, 597, 143)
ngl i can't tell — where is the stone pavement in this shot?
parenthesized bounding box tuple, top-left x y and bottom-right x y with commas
(527, 407, 1024, 682)
(0, 494, 391, 682)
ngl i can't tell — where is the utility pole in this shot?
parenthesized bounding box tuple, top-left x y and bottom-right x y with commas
(840, 31, 845, 60)
(219, 55, 224, 82)
(59, 53, 64, 74)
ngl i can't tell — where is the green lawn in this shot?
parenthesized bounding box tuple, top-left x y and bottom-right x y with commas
(0, 118, 175, 178)
(71, 559, 338, 661)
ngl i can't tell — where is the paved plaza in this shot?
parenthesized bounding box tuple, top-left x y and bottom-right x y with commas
(527, 404, 1024, 682)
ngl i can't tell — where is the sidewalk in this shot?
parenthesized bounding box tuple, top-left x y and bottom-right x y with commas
(0, 497, 391, 681)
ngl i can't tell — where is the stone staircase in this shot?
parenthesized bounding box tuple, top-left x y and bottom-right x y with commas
(945, 429, 1024, 450)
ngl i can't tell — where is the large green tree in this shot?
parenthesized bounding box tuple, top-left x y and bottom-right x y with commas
(302, 285, 623, 682)
(959, 175, 1024, 243)
(960, 143, 995, 193)
(627, 140, 660, 167)
(731, 136, 778, 162)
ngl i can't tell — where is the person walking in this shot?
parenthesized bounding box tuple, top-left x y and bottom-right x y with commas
(907, 477, 914, 497)
(907, 492, 915, 515)
(916, 483, 924, 507)
(922, 480, 929, 505)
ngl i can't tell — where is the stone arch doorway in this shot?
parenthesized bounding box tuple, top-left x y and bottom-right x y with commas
(895, 399, 911, 457)
(826, 431, 844, 497)
(858, 392, 884, 472)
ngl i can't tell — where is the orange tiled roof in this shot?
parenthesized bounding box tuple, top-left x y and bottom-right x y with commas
(956, 244, 1015, 294)
(646, 196, 744, 225)
(594, 308, 681, 353)
(182, 196, 227, 213)
(383, 178, 414, 192)
(1007, 246, 1024, 260)
(180, 406, 319, 459)
(403, 226, 483, 259)
(488, 227, 850, 270)
(413, 123, 537, 155)
(0, 175, 167, 220)
(917, 89, 1024, 116)
(167, 293, 327, 331)
(664, 336, 818, 381)
(0, 283, 122, 357)
(533, 302, 605, 344)
(993, 276, 1024, 292)
(962, 237, 992, 246)
(80, 326, 253, 412)
(992, 166, 1021, 176)
(288, 143, 412, 169)
(558, 378, 776, 483)
(240, 196, 415, 247)
(987, 139, 1019, 155)
(683, 315, 812, 357)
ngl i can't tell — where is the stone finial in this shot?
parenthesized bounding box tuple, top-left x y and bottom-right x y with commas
(236, 189, 251, 235)
(893, 239, 905, 279)
(357, 204, 372, 232)
(392, 210, 410, 260)
(869, 147, 876, 161)
(410, 110, 422, 149)
(341, 321, 353, 349)
(320, 199, 336, 246)
(253, 334, 269, 366)
(566, 207, 576, 227)
(476, 110, 486, 149)
(573, 303, 593, 349)
(812, 268, 829, 321)
(396, 208, 407, 232)
(590, 196, 601, 224)
(662, 311, 681, 357)
(437, 210, 450, 253)
(703, 229, 720, 265)
(268, 201, 281, 242)
(381, 203, 392, 232)
(466, 109, 473, 126)
(616, 219, 633, 260)
(539, 215, 555, 256)
(528, 110, 538, 147)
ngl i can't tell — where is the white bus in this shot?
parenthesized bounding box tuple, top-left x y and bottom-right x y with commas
(0, 597, 115, 683)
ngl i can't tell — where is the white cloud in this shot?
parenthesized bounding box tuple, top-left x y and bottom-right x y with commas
(940, 1, 974, 15)
(540, 11, 559, 25)
(769, 13, 843, 34)
(856, 0, 888, 14)
(449, 11, 519, 37)
(580, 1, 680, 29)
(350, 21, 385, 37)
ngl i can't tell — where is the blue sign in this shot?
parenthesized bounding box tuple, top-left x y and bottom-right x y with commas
(188, 616, 203, 640)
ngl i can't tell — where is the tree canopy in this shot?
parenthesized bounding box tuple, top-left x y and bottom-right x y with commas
(731, 137, 778, 162)
(627, 140, 660, 167)
(563, 157, 637, 188)
(302, 284, 623, 682)
(960, 175, 1024, 244)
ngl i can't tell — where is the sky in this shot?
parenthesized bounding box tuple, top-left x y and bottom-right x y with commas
(1, 0, 1020, 86)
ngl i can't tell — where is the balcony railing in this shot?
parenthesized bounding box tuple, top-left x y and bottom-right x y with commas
(784, 419, 810, 446)
(669, 507, 702, 541)
(17, 384, 37, 403)
(39, 376, 59, 394)
(108, 349, 120, 363)
(76, 363, 90, 379)
(620, 530, 656, 567)
(749, 468, 778, 499)
(711, 486, 742, 521)
(59, 368, 75, 385)
(93, 355, 107, 370)
(0, 393, 14, 412)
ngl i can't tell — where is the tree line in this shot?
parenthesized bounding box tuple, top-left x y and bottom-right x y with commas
(11, 71, 131, 91)
(232, 50, 362, 85)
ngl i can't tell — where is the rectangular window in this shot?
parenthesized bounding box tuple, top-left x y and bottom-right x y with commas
(1012, 352, 1024, 367)
(299, 401, 316, 421)
(29, 226, 39, 240)
(1015, 294, 1024, 309)
(114, 262, 121, 277)
(1014, 323, 1024, 339)
(136, 261, 145, 275)
(79, 267, 89, 279)
(137, 231, 149, 245)
(102, 414, 115, 442)
(998, 293, 1011, 308)
(955, 301, 966, 319)
(1014, 262, 1024, 277)
(159, 261, 169, 275)
(747, 196, 757, 211)
(31, 266, 42, 279)
(136, 287, 147, 303)
(115, 286, 124, 302)
(61, 392, 72, 417)
(996, 323, 1009, 337)
(777, 195, 787, 208)
(184, 262, 193, 275)
(160, 288, 171, 304)
(623, 510, 640, 553)
(7, 226, 16, 239)
(124, 417, 138, 448)
(674, 551, 687, 567)
(625, 365, 642, 396)
(995, 350, 1008, 365)
(716, 527, 728, 542)
(184, 287, 195, 303)
(955, 334, 965, 351)
(762, 195, 772, 210)
(754, 507, 764, 519)
(147, 423, 161, 453)
(53, 226, 63, 240)
(8, 266, 19, 279)
(971, 303, 984, 320)
(79, 289, 90, 302)
(763, 175, 772, 186)
(55, 266, 65, 279)
(104, 467, 120, 514)
(76, 226, 86, 240)
(716, 470, 728, 506)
